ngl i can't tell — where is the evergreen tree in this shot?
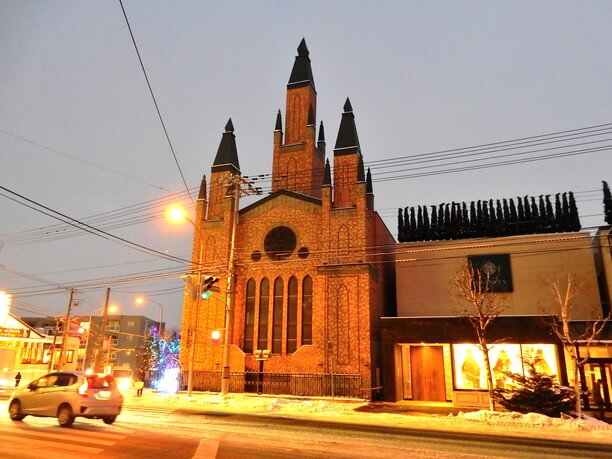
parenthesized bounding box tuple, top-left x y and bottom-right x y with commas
(510, 198, 519, 235)
(469, 201, 477, 238)
(496, 200, 504, 236)
(482, 201, 491, 236)
(423, 206, 431, 240)
(523, 196, 533, 233)
(404, 207, 410, 241)
(431, 205, 439, 240)
(409, 207, 417, 241)
(444, 204, 451, 239)
(538, 195, 547, 232)
(449, 202, 457, 239)
(416, 206, 424, 241)
(398, 208, 405, 242)
(554, 194, 563, 232)
(545, 195, 555, 232)
(603, 180, 612, 225)
(493, 359, 575, 418)
(438, 203, 447, 240)
(531, 197, 540, 233)
(568, 192, 581, 231)
(562, 192, 570, 230)
(476, 200, 483, 238)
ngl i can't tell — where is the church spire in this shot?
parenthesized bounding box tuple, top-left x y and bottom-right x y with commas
(334, 98, 361, 155)
(366, 168, 373, 193)
(275, 110, 282, 131)
(197, 175, 207, 201)
(288, 38, 315, 91)
(212, 118, 240, 174)
(322, 158, 331, 186)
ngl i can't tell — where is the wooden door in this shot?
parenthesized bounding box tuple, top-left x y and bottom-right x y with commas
(410, 346, 446, 401)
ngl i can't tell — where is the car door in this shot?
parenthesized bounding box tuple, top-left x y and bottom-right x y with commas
(22, 374, 59, 415)
(42, 373, 76, 416)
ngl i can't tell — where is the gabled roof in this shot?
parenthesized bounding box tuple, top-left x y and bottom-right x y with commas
(240, 189, 322, 215)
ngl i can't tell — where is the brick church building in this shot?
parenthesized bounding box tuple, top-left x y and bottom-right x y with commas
(180, 39, 395, 396)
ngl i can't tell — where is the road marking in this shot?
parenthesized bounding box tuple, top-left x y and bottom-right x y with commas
(193, 436, 221, 458)
(0, 432, 104, 454)
(4, 423, 128, 441)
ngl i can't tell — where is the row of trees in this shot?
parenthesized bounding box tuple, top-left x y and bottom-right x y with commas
(399, 193, 581, 242)
(135, 326, 181, 387)
(604, 181, 612, 224)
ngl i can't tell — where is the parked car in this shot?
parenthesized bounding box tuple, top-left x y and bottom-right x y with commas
(8, 371, 123, 427)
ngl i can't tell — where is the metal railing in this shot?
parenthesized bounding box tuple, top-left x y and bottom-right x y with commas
(181, 371, 363, 398)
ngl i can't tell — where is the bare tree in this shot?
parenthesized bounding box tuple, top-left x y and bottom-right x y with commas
(452, 263, 506, 411)
(545, 273, 609, 416)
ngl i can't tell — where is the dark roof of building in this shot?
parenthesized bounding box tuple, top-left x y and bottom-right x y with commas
(334, 98, 361, 156)
(212, 118, 241, 174)
(288, 38, 316, 91)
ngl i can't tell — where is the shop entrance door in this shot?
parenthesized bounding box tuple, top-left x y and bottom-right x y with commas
(584, 362, 611, 410)
(410, 346, 446, 401)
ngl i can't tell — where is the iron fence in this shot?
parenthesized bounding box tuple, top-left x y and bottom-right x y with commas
(181, 371, 363, 398)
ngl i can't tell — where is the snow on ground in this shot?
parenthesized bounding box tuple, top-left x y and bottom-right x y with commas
(132, 391, 612, 444)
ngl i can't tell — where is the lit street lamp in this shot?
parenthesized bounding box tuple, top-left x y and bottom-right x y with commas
(167, 204, 204, 397)
(135, 296, 164, 334)
(0, 291, 12, 325)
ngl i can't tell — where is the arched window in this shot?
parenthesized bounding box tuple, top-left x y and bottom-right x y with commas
(286, 277, 298, 353)
(302, 276, 312, 345)
(243, 279, 256, 353)
(257, 278, 270, 351)
(286, 158, 297, 190)
(272, 277, 284, 354)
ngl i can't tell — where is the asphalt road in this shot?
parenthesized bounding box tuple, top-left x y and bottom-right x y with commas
(1, 399, 611, 458)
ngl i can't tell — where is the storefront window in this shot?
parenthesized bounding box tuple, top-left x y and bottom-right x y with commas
(452, 343, 559, 390)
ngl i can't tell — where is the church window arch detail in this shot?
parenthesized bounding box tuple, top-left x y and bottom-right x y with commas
(272, 277, 284, 354)
(243, 279, 256, 353)
(286, 276, 298, 353)
(289, 94, 303, 144)
(257, 278, 270, 351)
(286, 158, 297, 190)
(302, 275, 312, 345)
(336, 284, 350, 365)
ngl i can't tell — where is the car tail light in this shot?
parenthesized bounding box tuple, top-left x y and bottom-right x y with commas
(78, 381, 88, 396)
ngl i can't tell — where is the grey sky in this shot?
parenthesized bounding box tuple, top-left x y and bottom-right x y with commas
(1, 1, 611, 329)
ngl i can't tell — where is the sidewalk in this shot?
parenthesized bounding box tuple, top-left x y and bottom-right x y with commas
(125, 389, 612, 447)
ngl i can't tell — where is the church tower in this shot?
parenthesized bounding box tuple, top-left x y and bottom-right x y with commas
(272, 39, 325, 198)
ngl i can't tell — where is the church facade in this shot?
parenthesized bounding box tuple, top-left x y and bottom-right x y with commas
(180, 40, 395, 396)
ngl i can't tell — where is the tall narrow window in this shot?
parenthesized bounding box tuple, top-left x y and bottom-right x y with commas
(244, 279, 256, 353)
(302, 276, 312, 345)
(272, 277, 284, 354)
(286, 277, 298, 353)
(257, 278, 269, 351)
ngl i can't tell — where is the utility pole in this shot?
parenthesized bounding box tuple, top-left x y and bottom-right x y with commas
(48, 316, 60, 371)
(94, 288, 111, 372)
(221, 175, 260, 396)
(58, 288, 75, 370)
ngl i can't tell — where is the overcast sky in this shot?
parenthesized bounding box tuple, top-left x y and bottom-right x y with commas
(1, 1, 611, 329)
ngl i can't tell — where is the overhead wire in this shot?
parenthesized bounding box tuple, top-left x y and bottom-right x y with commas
(118, 0, 193, 203)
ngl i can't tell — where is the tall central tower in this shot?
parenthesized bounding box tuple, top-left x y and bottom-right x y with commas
(272, 39, 325, 198)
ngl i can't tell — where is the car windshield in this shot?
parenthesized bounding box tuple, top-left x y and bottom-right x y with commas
(87, 375, 115, 389)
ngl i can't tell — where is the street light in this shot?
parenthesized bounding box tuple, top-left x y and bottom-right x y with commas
(166, 204, 204, 397)
(135, 296, 164, 335)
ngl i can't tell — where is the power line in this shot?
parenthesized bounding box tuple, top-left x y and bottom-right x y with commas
(118, 0, 193, 203)
(0, 185, 192, 265)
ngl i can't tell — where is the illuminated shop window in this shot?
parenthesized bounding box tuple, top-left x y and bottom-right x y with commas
(452, 343, 559, 390)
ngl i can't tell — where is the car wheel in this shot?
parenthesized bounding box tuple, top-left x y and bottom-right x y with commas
(103, 416, 117, 425)
(9, 400, 26, 421)
(57, 404, 74, 427)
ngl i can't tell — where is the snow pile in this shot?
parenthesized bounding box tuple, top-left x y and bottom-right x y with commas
(455, 410, 612, 432)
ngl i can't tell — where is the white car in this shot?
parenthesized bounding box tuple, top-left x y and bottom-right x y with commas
(8, 371, 123, 427)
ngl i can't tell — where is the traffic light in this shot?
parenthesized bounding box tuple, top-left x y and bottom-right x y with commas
(201, 276, 220, 299)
